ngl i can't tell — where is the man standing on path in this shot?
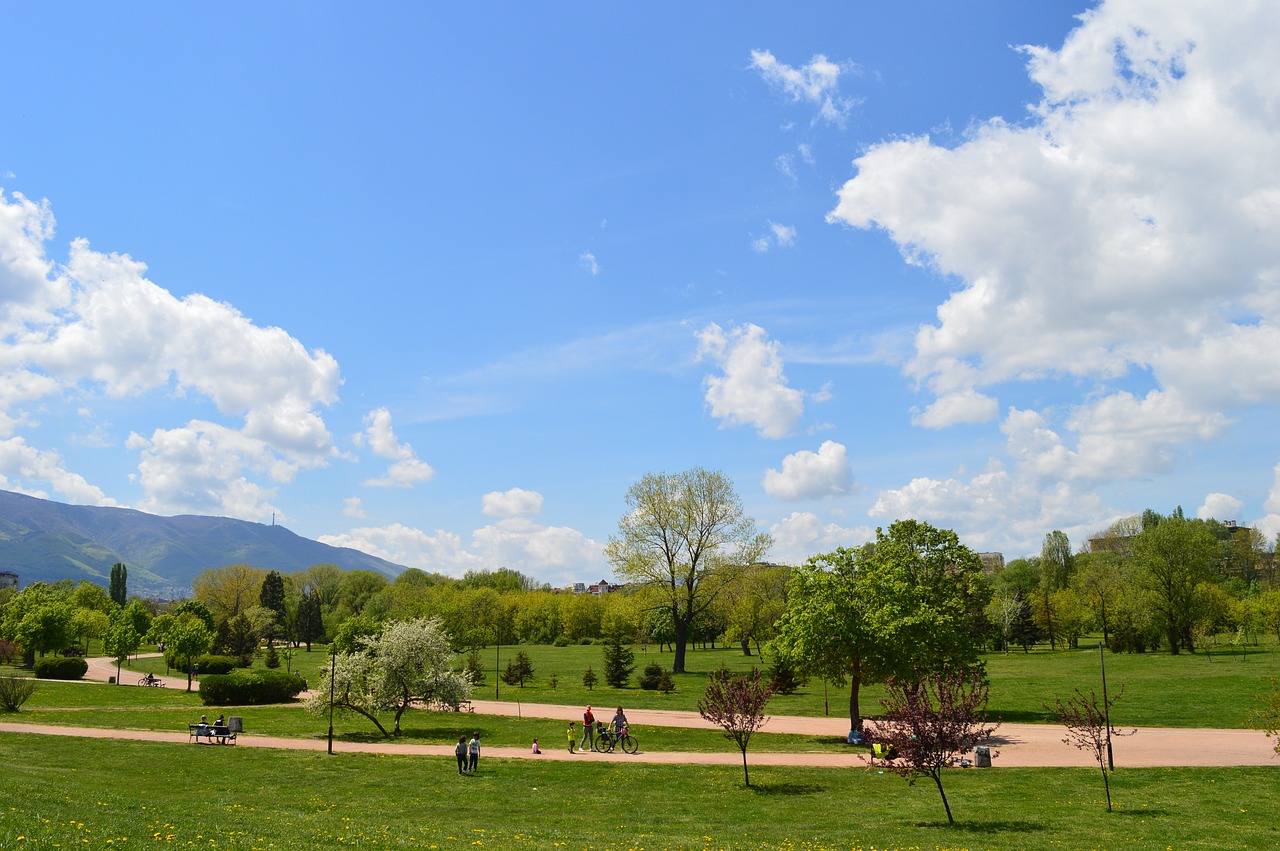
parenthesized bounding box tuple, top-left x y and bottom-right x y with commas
(581, 705, 595, 751)
(468, 732, 481, 773)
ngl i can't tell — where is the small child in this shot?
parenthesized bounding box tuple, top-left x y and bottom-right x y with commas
(567, 721, 577, 753)
(532, 737, 541, 754)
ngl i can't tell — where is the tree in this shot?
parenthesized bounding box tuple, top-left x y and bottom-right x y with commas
(1133, 514, 1219, 653)
(697, 667, 773, 787)
(305, 617, 472, 737)
(770, 520, 989, 732)
(259, 570, 287, 646)
(1253, 679, 1280, 756)
(1046, 687, 1132, 812)
(109, 562, 128, 607)
(873, 666, 999, 825)
(169, 619, 215, 691)
(603, 633, 635, 688)
(500, 651, 535, 687)
(605, 468, 771, 674)
(296, 590, 324, 651)
(192, 564, 267, 621)
(102, 616, 141, 685)
(582, 666, 598, 691)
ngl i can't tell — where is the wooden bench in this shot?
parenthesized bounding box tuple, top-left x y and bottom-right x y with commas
(189, 724, 237, 745)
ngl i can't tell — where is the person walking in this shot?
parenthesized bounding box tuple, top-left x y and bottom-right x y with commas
(455, 735, 468, 775)
(581, 705, 595, 751)
(467, 732, 481, 773)
(567, 721, 577, 754)
(532, 737, 541, 754)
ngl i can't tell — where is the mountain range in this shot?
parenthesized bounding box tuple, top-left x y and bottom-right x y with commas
(0, 489, 407, 597)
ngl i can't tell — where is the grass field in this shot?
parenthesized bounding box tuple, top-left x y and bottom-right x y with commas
(2, 732, 1277, 850)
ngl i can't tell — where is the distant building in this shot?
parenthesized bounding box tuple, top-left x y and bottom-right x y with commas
(0, 570, 17, 590)
(977, 552, 1005, 574)
(588, 579, 623, 595)
(571, 582, 587, 594)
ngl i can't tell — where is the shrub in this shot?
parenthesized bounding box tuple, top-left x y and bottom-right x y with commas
(639, 662, 665, 690)
(193, 654, 238, 675)
(265, 645, 280, 669)
(0, 676, 37, 711)
(657, 672, 675, 694)
(554, 636, 571, 647)
(0, 640, 19, 665)
(767, 658, 807, 696)
(33, 657, 88, 680)
(199, 669, 307, 706)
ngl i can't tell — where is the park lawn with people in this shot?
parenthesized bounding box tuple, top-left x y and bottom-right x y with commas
(1, 731, 1277, 850)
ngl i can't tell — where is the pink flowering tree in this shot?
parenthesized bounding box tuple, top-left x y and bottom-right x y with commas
(697, 667, 773, 787)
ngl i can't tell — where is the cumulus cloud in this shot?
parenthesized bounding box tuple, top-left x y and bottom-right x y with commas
(320, 516, 607, 585)
(1197, 492, 1244, 521)
(482, 487, 544, 517)
(0, 191, 343, 509)
(750, 50, 857, 126)
(825, 1, 1280, 548)
(356, 407, 435, 488)
(768, 511, 874, 565)
(697, 322, 805, 439)
(0, 436, 116, 506)
(762, 440, 855, 500)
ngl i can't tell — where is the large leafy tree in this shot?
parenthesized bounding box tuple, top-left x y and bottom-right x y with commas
(193, 564, 267, 622)
(771, 520, 989, 731)
(1132, 512, 1220, 654)
(606, 468, 771, 673)
(306, 617, 472, 737)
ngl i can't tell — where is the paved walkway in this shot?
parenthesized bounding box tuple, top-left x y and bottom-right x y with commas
(21, 656, 1272, 769)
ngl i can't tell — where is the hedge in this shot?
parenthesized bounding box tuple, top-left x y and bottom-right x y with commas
(192, 654, 239, 675)
(199, 669, 307, 706)
(33, 657, 88, 680)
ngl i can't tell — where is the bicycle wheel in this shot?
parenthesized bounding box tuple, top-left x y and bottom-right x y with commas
(137, 676, 151, 686)
(621, 734, 637, 754)
(594, 735, 610, 753)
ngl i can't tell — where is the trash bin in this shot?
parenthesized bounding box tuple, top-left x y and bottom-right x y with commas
(973, 745, 991, 767)
(228, 716, 244, 733)
(108, 676, 115, 684)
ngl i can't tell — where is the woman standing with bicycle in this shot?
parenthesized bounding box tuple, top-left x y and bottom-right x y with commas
(612, 707, 628, 735)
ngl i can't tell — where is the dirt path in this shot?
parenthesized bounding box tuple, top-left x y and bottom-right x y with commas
(40, 656, 1276, 769)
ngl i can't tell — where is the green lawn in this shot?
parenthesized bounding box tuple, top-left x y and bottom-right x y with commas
(2, 732, 1277, 850)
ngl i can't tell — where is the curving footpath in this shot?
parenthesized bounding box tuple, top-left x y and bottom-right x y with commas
(7, 656, 1271, 769)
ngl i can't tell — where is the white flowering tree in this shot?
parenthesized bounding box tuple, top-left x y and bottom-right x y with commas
(306, 617, 471, 737)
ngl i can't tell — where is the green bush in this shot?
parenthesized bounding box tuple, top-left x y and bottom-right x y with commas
(639, 662, 665, 690)
(193, 654, 238, 675)
(33, 657, 88, 680)
(554, 636, 571, 647)
(199, 669, 307, 706)
(0, 676, 38, 711)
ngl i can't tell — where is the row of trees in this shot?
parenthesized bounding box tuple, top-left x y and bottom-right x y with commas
(988, 508, 1280, 658)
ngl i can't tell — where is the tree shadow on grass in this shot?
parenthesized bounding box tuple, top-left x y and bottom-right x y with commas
(905, 819, 1045, 834)
(1112, 807, 1169, 818)
(334, 723, 484, 744)
(748, 782, 825, 796)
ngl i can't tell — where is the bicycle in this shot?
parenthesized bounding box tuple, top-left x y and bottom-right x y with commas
(138, 673, 166, 688)
(593, 725, 637, 754)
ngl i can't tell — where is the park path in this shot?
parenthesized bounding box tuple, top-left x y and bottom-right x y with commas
(27, 656, 1274, 769)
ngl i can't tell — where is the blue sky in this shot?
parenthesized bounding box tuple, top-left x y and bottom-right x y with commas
(4, 1, 1280, 587)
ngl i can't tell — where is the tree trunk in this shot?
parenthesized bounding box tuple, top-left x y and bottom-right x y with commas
(673, 618, 689, 674)
(739, 638, 751, 656)
(848, 658, 862, 731)
(741, 749, 751, 787)
(932, 771, 955, 824)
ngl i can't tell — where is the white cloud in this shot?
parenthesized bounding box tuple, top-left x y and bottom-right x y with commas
(0, 436, 117, 506)
(579, 252, 600, 275)
(1197, 492, 1244, 521)
(768, 511, 874, 565)
(357, 407, 435, 488)
(1255, 464, 1280, 542)
(127, 421, 285, 521)
(482, 487, 543, 517)
(320, 516, 606, 585)
(762, 440, 855, 500)
(826, 0, 1280, 445)
(0, 191, 345, 508)
(750, 50, 856, 126)
(697, 322, 805, 439)
(770, 221, 797, 247)
(343, 496, 367, 518)
(913, 389, 998, 428)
